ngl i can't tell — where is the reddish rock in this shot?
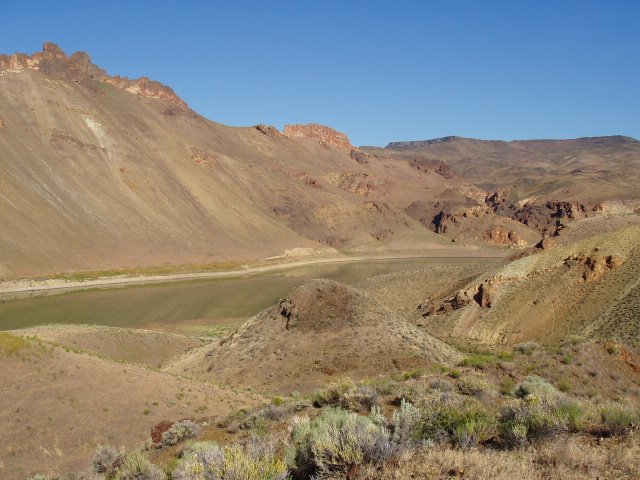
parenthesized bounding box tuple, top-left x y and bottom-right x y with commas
(0, 43, 189, 109)
(283, 123, 353, 149)
(151, 420, 174, 446)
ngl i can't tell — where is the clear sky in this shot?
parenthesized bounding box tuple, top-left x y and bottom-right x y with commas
(1, 0, 638, 146)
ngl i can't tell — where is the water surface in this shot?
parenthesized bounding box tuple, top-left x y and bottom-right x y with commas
(0, 258, 492, 332)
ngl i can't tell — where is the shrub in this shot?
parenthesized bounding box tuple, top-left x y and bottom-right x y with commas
(114, 451, 163, 480)
(390, 398, 422, 444)
(402, 368, 425, 380)
(429, 378, 454, 392)
(92, 444, 122, 475)
(286, 408, 395, 477)
(161, 420, 200, 446)
(272, 396, 285, 406)
(417, 391, 495, 447)
(500, 378, 587, 446)
(599, 403, 639, 435)
(172, 440, 288, 480)
(499, 378, 516, 396)
(455, 374, 490, 397)
(606, 343, 621, 355)
(314, 377, 379, 412)
(556, 378, 572, 393)
(513, 342, 540, 355)
(458, 354, 498, 370)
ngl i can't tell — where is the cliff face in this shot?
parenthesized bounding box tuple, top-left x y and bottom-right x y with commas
(283, 123, 353, 149)
(0, 43, 188, 108)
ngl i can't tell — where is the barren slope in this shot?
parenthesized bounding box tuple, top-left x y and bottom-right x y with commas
(0, 44, 491, 279)
(416, 222, 640, 345)
(12, 324, 204, 367)
(374, 135, 640, 204)
(0, 333, 261, 479)
(165, 279, 461, 394)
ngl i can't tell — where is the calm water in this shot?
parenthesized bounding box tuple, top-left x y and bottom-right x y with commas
(0, 258, 488, 331)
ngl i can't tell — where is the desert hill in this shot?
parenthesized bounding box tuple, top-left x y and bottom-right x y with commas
(0, 43, 505, 280)
(0, 331, 262, 478)
(415, 222, 640, 345)
(375, 135, 640, 204)
(360, 135, 640, 243)
(165, 279, 461, 394)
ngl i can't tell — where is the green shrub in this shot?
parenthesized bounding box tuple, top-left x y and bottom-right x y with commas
(114, 451, 163, 480)
(459, 353, 500, 370)
(455, 374, 490, 396)
(599, 403, 639, 435)
(417, 391, 495, 447)
(313, 377, 379, 412)
(402, 368, 425, 380)
(606, 343, 621, 355)
(500, 378, 587, 446)
(161, 420, 200, 446)
(172, 440, 288, 480)
(499, 378, 516, 396)
(513, 342, 540, 355)
(272, 396, 285, 407)
(556, 378, 572, 393)
(286, 408, 395, 477)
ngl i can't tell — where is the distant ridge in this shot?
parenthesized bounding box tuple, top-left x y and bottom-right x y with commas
(386, 136, 457, 149)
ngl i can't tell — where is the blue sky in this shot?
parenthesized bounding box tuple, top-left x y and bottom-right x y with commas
(1, 0, 638, 146)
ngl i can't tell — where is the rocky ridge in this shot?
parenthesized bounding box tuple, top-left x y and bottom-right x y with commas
(0, 42, 188, 108)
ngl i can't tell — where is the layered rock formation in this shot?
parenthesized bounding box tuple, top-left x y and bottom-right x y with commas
(0, 42, 187, 108)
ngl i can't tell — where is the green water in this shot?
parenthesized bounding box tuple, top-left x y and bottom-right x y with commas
(0, 258, 488, 331)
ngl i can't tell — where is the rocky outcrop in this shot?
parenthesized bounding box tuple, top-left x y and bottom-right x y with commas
(350, 149, 370, 164)
(422, 279, 496, 317)
(190, 148, 217, 167)
(254, 124, 282, 138)
(487, 198, 589, 237)
(431, 209, 459, 234)
(336, 172, 377, 196)
(283, 123, 353, 149)
(408, 156, 456, 179)
(564, 251, 625, 281)
(0, 43, 188, 108)
(483, 227, 526, 246)
(387, 136, 457, 149)
(103, 76, 187, 108)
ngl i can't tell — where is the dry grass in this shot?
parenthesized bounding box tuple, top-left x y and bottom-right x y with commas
(381, 433, 640, 480)
(0, 332, 27, 353)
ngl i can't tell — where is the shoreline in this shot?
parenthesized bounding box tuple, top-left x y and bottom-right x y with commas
(0, 250, 507, 296)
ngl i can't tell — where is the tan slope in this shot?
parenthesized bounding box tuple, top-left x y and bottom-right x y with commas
(165, 279, 462, 394)
(0, 44, 487, 279)
(0, 333, 262, 480)
(12, 324, 205, 368)
(370, 136, 640, 204)
(417, 223, 640, 345)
